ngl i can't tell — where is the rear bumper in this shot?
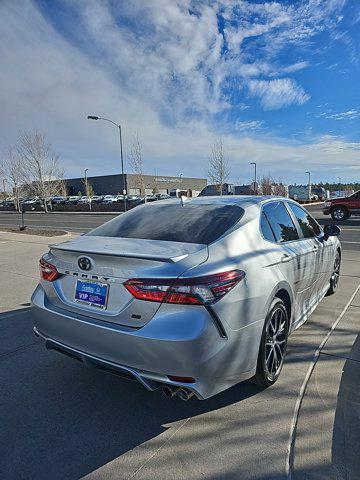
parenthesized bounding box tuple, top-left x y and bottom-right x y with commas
(31, 285, 261, 399)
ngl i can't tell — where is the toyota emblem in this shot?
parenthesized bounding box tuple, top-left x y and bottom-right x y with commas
(78, 256, 93, 271)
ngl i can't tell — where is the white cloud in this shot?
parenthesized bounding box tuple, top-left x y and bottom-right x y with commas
(247, 78, 310, 110)
(0, 0, 358, 184)
(320, 109, 360, 120)
(234, 120, 263, 133)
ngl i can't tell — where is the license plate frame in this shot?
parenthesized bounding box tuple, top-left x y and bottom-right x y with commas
(74, 279, 109, 310)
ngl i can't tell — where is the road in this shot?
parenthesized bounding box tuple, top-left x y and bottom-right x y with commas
(0, 203, 359, 250)
(0, 205, 359, 480)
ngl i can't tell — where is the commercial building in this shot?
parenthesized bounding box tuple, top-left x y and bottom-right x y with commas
(64, 173, 207, 197)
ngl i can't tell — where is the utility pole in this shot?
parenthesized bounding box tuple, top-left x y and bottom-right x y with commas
(306, 171, 311, 202)
(250, 162, 257, 194)
(87, 115, 127, 212)
(84, 168, 91, 211)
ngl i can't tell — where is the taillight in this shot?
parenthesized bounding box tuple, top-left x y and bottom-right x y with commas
(39, 257, 61, 282)
(124, 270, 245, 305)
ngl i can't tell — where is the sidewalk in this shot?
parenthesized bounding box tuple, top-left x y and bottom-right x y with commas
(0, 231, 76, 313)
(293, 281, 360, 479)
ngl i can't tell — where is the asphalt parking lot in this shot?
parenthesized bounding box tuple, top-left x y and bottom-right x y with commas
(0, 204, 359, 250)
(0, 207, 359, 480)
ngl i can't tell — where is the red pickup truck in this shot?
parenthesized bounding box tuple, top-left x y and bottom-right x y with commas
(323, 190, 360, 220)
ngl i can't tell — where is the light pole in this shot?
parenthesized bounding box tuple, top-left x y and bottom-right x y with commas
(84, 168, 88, 194)
(84, 168, 91, 211)
(250, 162, 257, 194)
(87, 115, 127, 212)
(179, 173, 183, 190)
(306, 171, 311, 202)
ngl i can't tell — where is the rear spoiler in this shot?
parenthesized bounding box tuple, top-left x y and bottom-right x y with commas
(50, 244, 190, 263)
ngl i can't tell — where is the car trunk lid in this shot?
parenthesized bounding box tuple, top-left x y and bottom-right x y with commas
(42, 236, 208, 328)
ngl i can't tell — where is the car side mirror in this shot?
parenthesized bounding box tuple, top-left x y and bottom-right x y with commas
(323, 224, 341, 240)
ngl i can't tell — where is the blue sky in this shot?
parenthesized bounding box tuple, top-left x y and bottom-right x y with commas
(0, 0, 359, 184)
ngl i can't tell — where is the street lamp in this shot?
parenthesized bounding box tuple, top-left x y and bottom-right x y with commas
(179, 173, 183, 190)
(84, 168, 88, 193)
(306, 171, 311, 202)
(250, 162, 257, 194)
(84, 168, 91, 211)
(87, 115, 127, 212)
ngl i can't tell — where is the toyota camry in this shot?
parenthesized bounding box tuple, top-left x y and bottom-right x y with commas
(31, 196, 341, 400)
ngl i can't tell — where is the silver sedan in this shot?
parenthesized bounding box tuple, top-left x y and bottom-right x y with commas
(31, 196, 341, 400)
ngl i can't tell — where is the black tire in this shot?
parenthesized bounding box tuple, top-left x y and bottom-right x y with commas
(251, 298, 289, 387)
(331, 206, 349, 221)
(326, 250, 341, 296)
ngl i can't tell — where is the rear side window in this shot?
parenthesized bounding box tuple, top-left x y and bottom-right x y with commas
(260, 212, 276, 242)
(287, 203, 321, 238)
(262, 202, 299, 243)
(87, 203, 244, 245)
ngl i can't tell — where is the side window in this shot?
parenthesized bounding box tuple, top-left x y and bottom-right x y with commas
(260, 212, 276, 242)
(263, 202, 299, 243)
(287, 203, 321, 238)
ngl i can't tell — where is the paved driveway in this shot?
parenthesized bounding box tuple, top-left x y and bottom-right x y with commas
(0, 230, 359, 480)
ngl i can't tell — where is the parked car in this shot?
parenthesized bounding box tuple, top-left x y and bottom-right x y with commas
(90, 195, 104, 204)
(22, 197, 41, 206)
(3, 197, 15, 207)
(50, 196, 66, 205)
(156, 193, 170, 200)
(323, 190, 360, 220)
(143, 194, 157, 202)
(102, 195, 118, 204)
(66, 196, 81, 204)
(32, 196, 341, 400)
(78, 196, 92, 204)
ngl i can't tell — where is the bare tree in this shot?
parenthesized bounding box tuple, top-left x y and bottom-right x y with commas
(151, 177, 159, 195)
(129, 134, 145, 197)
(81, 178, 94, 198)
(58, 179, 68, 198)
(260, 175, 273, 196)
(0, 148, 23, 210)
(272, 179, 287, 197)
(16, 131, 64, 212)
(208, 138, 229, 195)
(260, 175, 287, 197)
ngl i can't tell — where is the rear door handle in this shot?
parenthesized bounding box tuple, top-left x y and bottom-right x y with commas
(281, 254, 293, 263)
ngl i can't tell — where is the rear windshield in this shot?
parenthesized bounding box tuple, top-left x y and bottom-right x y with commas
(87, 203, 244, 244)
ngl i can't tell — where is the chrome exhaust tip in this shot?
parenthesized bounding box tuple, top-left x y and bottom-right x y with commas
(161, 385, 179, 398)
(178, 388, 195, 401)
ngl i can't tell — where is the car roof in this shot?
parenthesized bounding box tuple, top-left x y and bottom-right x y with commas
(156, 195, 289, 208)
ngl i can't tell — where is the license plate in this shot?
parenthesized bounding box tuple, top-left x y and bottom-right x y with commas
(74, 280, 109, 309)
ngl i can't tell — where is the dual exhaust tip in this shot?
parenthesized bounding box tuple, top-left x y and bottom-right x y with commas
(161, 384, 194, 401)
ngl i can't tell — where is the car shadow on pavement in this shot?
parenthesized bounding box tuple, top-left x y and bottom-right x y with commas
(0, 307, 264, 480)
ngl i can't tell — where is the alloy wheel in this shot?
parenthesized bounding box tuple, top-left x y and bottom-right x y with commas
(265, 307, 287, 378)
(331, 252, 341, 290)
(333, 208, 345, 220)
